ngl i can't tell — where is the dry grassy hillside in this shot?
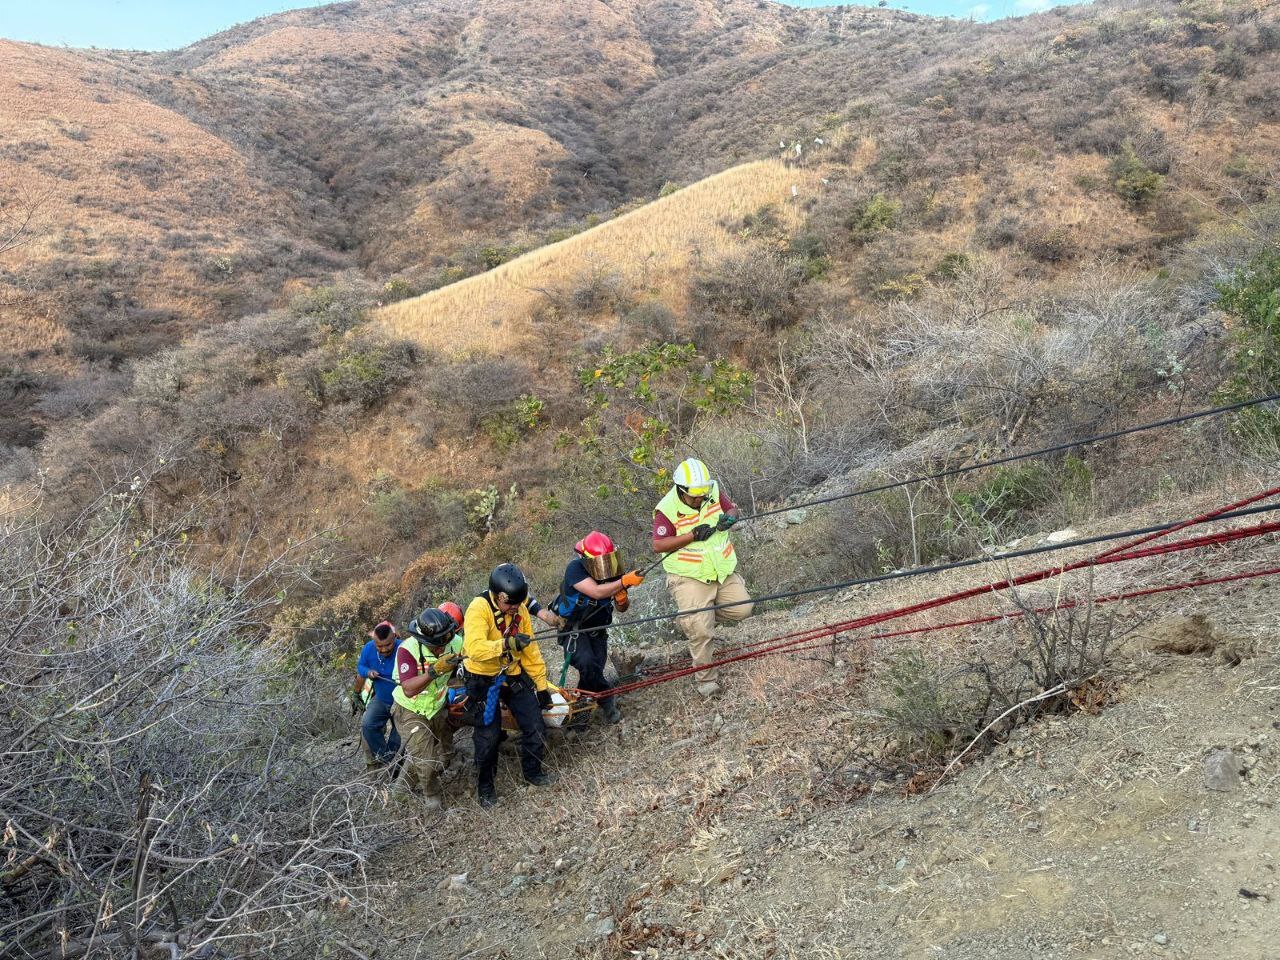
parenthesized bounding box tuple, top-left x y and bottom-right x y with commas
(4, 1, 1280, 956)
(1, 0, 917, 448)
(378, 159, 816, 350)
(0, 40, 335, 441)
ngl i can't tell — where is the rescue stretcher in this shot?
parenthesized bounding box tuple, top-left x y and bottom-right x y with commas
(446, 684, 596, 731)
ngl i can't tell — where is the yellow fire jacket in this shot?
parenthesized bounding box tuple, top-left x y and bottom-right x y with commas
(461, 593, 549, 690)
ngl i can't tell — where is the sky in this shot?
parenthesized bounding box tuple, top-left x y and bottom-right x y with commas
(0, 0, 1087, 51)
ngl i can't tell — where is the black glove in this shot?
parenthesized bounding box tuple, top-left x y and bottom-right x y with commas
(505, 632, 533, 656)
(690, 524, 714, 542)
(537, 689, 553, 709)
(348, 691, 363, 716)
(716, 514, 737, 532)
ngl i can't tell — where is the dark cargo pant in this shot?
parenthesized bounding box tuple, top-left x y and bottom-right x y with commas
(467, 673, 544, 798)
(562, 626, 615, 714)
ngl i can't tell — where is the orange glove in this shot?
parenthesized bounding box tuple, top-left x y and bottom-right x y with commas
(621, 570, 644, 588)
(614, 589, 630, 613)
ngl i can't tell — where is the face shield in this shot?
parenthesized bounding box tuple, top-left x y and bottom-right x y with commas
(581, 549, 622, 581)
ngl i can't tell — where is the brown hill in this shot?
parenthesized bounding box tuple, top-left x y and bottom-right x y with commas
(1, 0, 918, 446)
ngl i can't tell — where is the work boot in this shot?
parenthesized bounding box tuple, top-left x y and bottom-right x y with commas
(478, 787, 498, 809)
(601, 700, 622, 724)
(525, 771, 558, 788)
(696, 680, 722, 698)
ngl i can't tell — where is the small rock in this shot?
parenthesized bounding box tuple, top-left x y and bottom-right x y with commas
(594, 917, 616, 939)
(1153, 933, 1168, 946)
(711, 714, 724, 736)
(895, 857, 908, 870)
(1043, 528, 1078, 544)
(438, 873, 475, 896)
(784, 508, 807, 525)
(1204, 750, 1242, 792)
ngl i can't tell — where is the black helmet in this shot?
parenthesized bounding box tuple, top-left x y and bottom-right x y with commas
(488, 562, 528, 606)
(408, 607, 455, 645)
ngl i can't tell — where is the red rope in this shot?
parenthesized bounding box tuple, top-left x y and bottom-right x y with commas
(629, 516, 1280, 685)
(767, 562, 1280, 663)
(580, 496, 1280, 699)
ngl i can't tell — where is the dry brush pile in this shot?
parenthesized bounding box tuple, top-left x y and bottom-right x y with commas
(0, 477, 395, 959)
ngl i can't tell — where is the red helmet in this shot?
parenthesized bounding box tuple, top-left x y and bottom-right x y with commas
(438, 601, 464, 630)
(574, 531, 615, 557)
(575, 531, 621, 581)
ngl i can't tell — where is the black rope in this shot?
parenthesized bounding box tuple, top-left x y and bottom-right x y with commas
(629, 393, 1279, 581)
(534, 498, 1280, 640)
(739, 393, 1280, 523)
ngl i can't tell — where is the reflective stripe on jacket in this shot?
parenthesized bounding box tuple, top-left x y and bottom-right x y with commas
(655, 482, 738, 583)
(392, 633, 463, 719)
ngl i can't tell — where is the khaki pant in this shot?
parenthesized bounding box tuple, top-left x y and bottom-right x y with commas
(666, 571, 753, 681)
(391, 703, 452, 800)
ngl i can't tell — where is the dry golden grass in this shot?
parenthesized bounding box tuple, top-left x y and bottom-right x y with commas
(375, 159, 817, 352)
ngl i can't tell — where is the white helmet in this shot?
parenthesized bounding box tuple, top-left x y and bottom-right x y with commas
(673, 458, 713, 496)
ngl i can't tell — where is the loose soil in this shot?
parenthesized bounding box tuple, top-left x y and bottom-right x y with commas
(360, 522, 1278, 960)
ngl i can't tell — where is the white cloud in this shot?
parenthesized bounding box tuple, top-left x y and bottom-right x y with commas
(1015, 0, 1051, 9)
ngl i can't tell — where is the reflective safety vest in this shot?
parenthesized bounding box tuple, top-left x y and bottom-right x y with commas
(392, 633, 463, 719)
(655, 482, 738, 583)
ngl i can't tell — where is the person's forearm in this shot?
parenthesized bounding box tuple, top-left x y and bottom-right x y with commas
(653, 533, 693, 553)
(400, 674, 430, 697)
(573, 578, 619, 600)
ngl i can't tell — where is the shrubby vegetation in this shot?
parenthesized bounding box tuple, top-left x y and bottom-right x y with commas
(0, 478, 391, 958)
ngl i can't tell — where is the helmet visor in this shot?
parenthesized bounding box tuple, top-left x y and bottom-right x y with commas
(582, 550, 622, 581)
(678, 483, 712, 499)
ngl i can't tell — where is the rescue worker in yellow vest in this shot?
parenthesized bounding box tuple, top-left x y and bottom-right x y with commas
(652, 458, 754, 697)
(462, 563, 556, 809)
(391, 607, 463, 811)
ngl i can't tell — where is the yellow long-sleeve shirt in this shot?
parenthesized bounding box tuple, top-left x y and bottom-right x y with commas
(461, 593, 549, 690)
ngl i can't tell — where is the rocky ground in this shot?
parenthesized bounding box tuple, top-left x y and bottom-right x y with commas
(351, 506, 1278, 960)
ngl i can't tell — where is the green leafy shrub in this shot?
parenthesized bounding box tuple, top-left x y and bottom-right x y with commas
(381, 277, 417, 303)
(933, 251, 972, 279)
(288, 284, 370, 335)
(844, 193, 900, 242)
(874, 649, 973, 756)
(871, 272, 926, 301)
(1217, 247, 1280, 441)
(315, 338, 417, 406)
(948, 464, 1053, 543)
(788, 232, 832, 281)
(1109, 141, 1164, 208)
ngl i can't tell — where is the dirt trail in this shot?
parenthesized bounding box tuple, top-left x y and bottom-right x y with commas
(374, 518, 1279, 960)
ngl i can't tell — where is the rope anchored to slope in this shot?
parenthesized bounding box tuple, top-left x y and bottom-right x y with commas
(565, 486, 1280, 699)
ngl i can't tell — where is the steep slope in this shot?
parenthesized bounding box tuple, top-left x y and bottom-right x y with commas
(369, 495, 1280, 959)
(0, 39, 342, 445)
(377, 159, 815, 350)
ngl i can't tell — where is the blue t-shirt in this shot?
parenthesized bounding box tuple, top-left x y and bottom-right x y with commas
(357, 639, 401, 704)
